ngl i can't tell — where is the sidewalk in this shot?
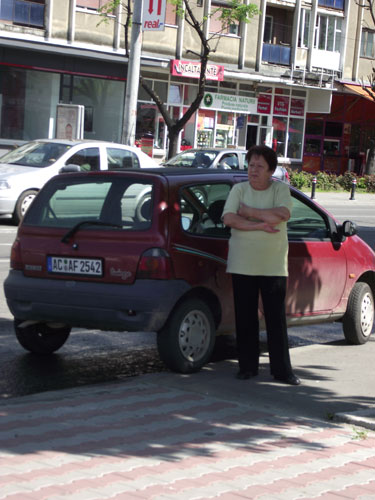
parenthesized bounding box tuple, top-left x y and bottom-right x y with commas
(1, 339, 375, 499)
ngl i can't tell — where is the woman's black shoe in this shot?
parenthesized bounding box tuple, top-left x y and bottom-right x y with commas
(274, 374, 301, 385)
(236, 370, 258, 380)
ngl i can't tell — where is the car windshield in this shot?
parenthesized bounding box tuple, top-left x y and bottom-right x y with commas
(0, 141, 72, 168)
(24, 175, 154, 232)
(165, 150, 218, 168)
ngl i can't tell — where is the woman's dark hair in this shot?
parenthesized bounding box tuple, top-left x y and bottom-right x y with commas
(246, 145, 277, 173)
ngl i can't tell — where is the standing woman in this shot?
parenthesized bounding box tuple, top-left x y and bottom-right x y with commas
(222, 145, 300, 385)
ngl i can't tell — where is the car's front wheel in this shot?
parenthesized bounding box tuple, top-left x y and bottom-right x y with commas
(14, 189, 38, 224)
(343, 282, 374, 344)
(14, 320, 71, 354)
(157, 298, 216, 373)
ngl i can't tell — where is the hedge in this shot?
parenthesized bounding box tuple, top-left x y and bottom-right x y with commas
(286, 168, 375, 193)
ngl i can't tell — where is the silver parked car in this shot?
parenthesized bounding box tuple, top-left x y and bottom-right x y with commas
(0, 139, 159, 224)
(163, 148, 289, 182)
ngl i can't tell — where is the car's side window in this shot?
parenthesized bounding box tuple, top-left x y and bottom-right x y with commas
(218, 153, 239, 170)
(180, 183, 231, 237)
(288, 196, 329, 240)
(107, 148, 140, 169)
(68, 148, 100, 171)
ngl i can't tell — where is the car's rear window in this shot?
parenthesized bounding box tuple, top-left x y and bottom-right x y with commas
(23, 176, 154, 231)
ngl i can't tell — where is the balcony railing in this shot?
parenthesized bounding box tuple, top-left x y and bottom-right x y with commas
(0, 0, 44, 28)
(262, 43, 291, 66)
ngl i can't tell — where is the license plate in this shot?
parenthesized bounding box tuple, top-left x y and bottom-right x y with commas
(47, 256, 103, 276)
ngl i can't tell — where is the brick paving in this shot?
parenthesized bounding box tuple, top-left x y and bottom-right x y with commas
(1, 380, 375, 500)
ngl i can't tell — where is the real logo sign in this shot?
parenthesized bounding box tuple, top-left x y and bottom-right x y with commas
(143, 0, 166, 31)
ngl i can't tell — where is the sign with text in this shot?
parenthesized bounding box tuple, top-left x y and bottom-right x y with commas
(143, 0, 166, 31)
(273, 95, 289, 116)
(290, 98, 305, 116)
(171, 59, 224, 81)
(202, 92, 257, 114)
(257, 93, 271, 114)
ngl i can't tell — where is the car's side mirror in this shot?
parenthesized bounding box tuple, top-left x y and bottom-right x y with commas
(342, 220, 358, 237)
(59, 164, 81, 174)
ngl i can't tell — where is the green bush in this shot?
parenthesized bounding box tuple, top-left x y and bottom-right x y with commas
(287, 168, 375, 193)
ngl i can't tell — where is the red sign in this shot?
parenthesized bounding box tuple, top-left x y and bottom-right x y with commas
(273, 95, 289, 115)
(171, 60, 224, 81)
(257, 93, 271, 114)
(290, 98, 305, 116)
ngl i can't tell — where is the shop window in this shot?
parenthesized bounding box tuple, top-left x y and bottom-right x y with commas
(306, 119, 324, 136)
(0, 0, 45, 28)
(360, 30, 375, 58)
(168, 84, 182, 104)
(325, 121, 342, 137)
(272, 117, 287, 157)
(210, 1, 239, 36)
(138, 79, 153, 102)
(287, 118, 304, 159)
(305, 138, 321, 154)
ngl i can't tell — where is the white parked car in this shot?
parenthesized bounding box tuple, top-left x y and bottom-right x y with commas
(163, 148, 290, 183)
(0, 139, 159, 223)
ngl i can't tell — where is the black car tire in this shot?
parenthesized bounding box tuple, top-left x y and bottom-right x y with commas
(14, 320, 71, 354)
(157, 298, 216, 373)
(343, 282, 374, 344)
(14, 189, 38, 224)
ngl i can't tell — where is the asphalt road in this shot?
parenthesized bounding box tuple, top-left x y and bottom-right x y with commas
(0, 191, 373, 398)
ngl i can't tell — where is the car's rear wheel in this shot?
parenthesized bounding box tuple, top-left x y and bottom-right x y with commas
(14, 320, 71, 354)
(157, 298, 216, 373)
(14, 189, 38, 224)
(343, 282, 374, 344)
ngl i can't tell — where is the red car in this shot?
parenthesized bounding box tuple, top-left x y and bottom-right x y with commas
(4, 169, 375, 373)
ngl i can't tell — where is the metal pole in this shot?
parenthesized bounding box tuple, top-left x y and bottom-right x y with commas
(122, 0, 143, 146)
(311, 176, 317, 199)
(350, 178, 357, 200)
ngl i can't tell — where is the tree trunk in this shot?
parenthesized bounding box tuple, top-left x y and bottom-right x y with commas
(365, 144, 375, 175)
(167, 129, 179, 160)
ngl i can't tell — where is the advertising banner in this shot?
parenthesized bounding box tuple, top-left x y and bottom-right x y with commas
(202, 92, 257, 114)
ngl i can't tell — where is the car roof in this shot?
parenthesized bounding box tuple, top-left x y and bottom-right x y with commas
(16, 139, 143, 150)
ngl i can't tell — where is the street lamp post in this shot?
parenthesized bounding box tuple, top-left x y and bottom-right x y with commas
(122, 0, 143, 146)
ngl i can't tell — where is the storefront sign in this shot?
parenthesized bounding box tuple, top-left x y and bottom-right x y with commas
(202, 92, 257, 113)
(273, 95, 289, 115)
(143, 0, 166, 31)
(290, 98, 305, 116)
(257, 93, 271, 114)
(171, 60, 224, 81)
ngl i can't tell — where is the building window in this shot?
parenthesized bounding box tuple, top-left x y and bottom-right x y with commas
(298, 9, 310, 48)
(165, 1, 177, 25)
(361, 29, 375, 58)
(264, 15, 273, 44)
(76, 0, 106, 10)
(0, 0, 45, 28)
(314, 14, 341, 52)
(318, 0, 344, 9)
(210, 2, 239, 36)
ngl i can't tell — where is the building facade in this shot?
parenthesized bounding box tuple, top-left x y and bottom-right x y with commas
(0, 0, 374, 172)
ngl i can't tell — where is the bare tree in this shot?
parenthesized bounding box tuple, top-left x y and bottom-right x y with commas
(100, 0, 258, 159)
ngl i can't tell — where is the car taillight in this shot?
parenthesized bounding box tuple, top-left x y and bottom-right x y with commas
(136, 248, 173, 280)
(10, 238, 23, 270)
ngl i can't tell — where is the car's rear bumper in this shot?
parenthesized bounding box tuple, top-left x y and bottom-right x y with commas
(4, 270, 191, 332)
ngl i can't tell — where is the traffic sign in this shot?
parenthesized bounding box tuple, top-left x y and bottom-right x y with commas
(143, 0, 167, 31)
